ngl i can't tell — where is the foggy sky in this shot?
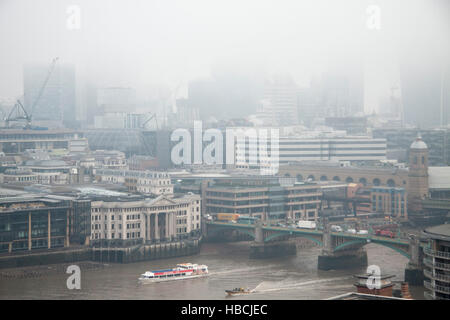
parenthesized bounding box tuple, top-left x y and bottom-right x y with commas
(0, 0, 448, 113)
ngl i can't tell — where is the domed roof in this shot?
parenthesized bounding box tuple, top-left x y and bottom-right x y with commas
(410, 135, 427, 150)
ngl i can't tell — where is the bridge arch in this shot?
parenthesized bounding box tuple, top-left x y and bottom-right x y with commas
(264, 232, 323, 246)
(333, 238, 410, 259)
(207, 226, 256, 240)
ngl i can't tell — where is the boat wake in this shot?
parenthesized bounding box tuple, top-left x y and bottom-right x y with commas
(210, 265, 277, 276)
(252, 276, 352, 294)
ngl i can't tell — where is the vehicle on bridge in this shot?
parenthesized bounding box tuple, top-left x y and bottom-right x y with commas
(236, 216, 259, 225)
(375, 229, 396, 238)
(296, 220, 316, 229)
(216, 213, 240, 222)
(331, 225, 343, 232)
(372, 223, 398, 231)
(357, 229, 368, 235)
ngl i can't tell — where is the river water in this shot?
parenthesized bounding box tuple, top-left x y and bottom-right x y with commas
(0, 241, 425, 300)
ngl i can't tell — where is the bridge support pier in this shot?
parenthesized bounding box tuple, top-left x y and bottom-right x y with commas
(249, 240, 296, 259)
(318, 248, 368, 270)
(318, 221, 367, 270)
(250, 223, 296, 258)
(404, 235, 424, 285)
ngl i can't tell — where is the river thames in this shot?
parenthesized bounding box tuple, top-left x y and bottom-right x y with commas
(0, 241, 425, 299)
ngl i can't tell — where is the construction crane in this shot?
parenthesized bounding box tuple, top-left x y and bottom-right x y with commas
(5, 57, 59, 129)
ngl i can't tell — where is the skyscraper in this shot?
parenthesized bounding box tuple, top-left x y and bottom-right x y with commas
(23, 63, 76, 128)
(262, 74, 298, 126)
(400, 63, 449, 128)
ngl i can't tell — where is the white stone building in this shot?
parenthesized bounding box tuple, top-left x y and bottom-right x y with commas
(90, 193, 201, 242)
(94, 169, 173, 195)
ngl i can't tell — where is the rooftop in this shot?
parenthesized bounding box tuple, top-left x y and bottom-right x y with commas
(325, 292, 410, 300)
(423, 223, 450, 240)
(428, 167, 450, 190)
(410, 136, 428, 150)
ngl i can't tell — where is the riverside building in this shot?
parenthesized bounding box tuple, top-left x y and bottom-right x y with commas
(204, 176, 321, 222)
(94, 169, 173, 195)
(0, 195, 91, 253)
(423, 224, 450, 300)
(90, 193, 201, 243)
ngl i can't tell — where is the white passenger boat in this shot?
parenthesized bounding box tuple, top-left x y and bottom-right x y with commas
(138, 263, 209, 283)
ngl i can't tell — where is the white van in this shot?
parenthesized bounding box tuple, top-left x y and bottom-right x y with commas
(331, 225, 343, 232)
(297, 220, 317, 229)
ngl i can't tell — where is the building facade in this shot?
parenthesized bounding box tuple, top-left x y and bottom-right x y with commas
(423, 224, 450, 300)
(262, 75, 299, 126)
(0, 129, 85, 154)
(90, 194, 201, 243)
(94, 169, 173, 195)
(236, 137, 387, 165)
(23, 63, 77, 128)
(204, 177, 321, 222)
(408, 136, 429, 213)
(0, 195, 90, 253)
(371, 187, 408, 219)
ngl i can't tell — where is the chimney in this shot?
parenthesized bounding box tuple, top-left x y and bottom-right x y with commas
(401, 282, 412, 299)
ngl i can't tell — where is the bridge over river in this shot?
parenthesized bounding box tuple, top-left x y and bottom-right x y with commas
(205, 221, 426, 285)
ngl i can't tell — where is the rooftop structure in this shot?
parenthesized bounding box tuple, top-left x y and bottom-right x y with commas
(0, 128, 84, 154)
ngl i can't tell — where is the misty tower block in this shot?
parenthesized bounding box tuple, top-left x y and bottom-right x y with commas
(408, 135, 429, 213)
(23, 63, 76, 128)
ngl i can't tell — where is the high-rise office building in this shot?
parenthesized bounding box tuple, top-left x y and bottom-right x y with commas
(297, 66, 364, 125)
(400, 64, 450, 128)
(23, 63, 76, 128)
(96, 87, 137, 114)
(262, 74, 298, 126)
